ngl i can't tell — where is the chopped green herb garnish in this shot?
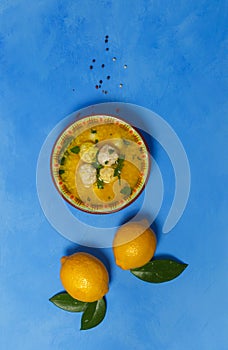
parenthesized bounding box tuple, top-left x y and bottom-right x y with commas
(60, 157, 66, 165)
(95, 139, 99, 144)
(108, 148, 114, 154)
(105, 160, 109, 165)
(91, 129, 97, 134)
(97, 177, 104, 189)
(87, 197, 91, 202)
(92, 159, 104, 189)
(114, 156, 125, 180)
(59, 169, 65, 175)
(120, 186, 132, 196)
(137, 156, 142, 160)
(70, 146, 80, 154)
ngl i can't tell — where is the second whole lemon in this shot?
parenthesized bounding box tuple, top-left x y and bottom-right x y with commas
(60, 252, 109, 302)
(113, 219, 157, 270)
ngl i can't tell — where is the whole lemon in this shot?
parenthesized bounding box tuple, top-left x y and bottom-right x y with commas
(60, 252, 109, 302)
(113, 219, 157, 270)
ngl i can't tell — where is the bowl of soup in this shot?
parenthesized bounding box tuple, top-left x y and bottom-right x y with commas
(51, 115, 150, 213)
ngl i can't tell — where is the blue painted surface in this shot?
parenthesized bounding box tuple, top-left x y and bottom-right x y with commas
(0, 1, 227, 349)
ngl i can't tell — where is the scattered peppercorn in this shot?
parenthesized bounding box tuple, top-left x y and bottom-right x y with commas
(91, 37, 128, 93)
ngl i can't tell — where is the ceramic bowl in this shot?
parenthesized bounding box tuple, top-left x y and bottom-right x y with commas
(51, 114, 150, 214)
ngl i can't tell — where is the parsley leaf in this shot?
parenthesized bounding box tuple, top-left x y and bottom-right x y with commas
(92, 159, 104, 189)
(70, 146, 80, 154)
(114, 155, 125, 179)
(60, 157, 66, 165)
(97, 178, 104, 189)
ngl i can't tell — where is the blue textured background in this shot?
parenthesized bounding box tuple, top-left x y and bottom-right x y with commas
(0, 1, 227, 349)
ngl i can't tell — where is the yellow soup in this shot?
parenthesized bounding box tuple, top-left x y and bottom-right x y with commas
(54, 117, 148, 213)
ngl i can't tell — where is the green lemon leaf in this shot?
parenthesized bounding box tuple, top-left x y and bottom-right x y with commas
(81, 298, 106, 330)
(49, 292, 87, 312)
(131, 259, 188, 283)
